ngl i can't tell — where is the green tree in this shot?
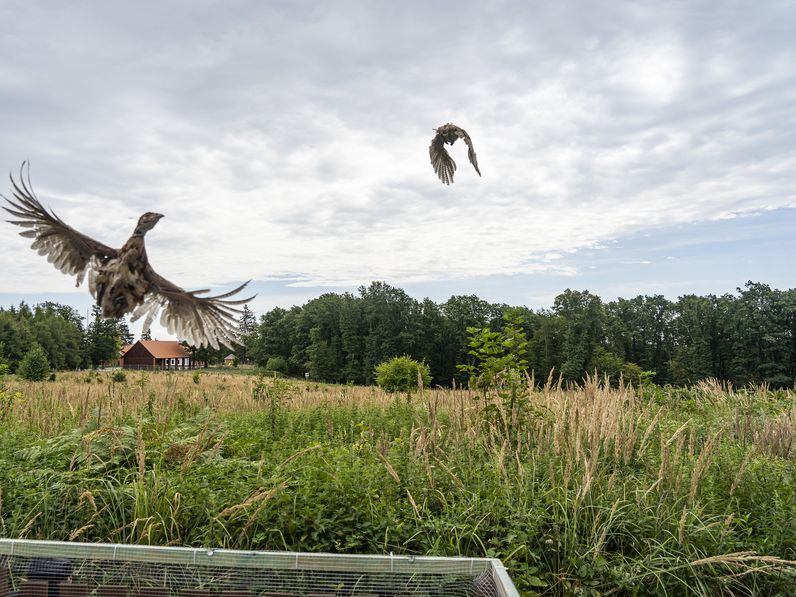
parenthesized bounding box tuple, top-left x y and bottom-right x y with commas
(265, 356, 288, 374)
(0, 302, 86, 372)
(458, 309, 529, 393)
(413, 298, 450, 384)
(590, 345, 650, 387)
(298, 294, 347, 382)
(31, 302, 85, 370)
(116, 319, 134, 345)
(0, 309, 34, 370)
(17, 343, 51, 381)
(668, 294, 730, 385)
(84, 306, 124, 367)
(554, 289, 604, 382)
(192, 344, 227, 367)
(307, 325, 343, 381)
(527, 310, 566, 381)
(441, 295, 503, 385)
(338, 294, 366, 382)
(375, 355, 431, 393)
(360, 282, 421, 383)
(605, 295, 673, 383)
(235, 304, 257, 363)
(250, 307, 289, 366)
(457, 310, 533, 439)
(729, 282, 793, 386)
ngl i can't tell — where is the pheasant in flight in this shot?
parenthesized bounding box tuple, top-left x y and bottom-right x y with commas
(2, 163, 254, 349)
(429, 123, 481, 185)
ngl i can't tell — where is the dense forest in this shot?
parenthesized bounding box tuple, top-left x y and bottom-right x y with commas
(242, 280, 796, 388)
(2, 280, 795, 388)
(0, 303, 132, 371)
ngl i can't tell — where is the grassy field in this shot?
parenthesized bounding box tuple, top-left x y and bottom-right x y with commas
(1, 370, 796, 595)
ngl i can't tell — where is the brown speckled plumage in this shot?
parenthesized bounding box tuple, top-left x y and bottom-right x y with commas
(2, 163, 253, 349)
(429, 123, 481, 185)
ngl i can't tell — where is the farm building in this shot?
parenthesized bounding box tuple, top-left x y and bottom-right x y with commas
(119, 340, 194, 370)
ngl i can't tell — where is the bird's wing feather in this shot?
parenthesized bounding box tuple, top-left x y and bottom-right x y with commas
(2, 163, 118, 286)
(456, 128, 482, 177)
(133, 266, 255, 349)
(429, 132, 456, 185)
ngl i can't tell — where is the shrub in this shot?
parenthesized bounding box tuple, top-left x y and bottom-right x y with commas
(591, 346, 654, 387)
(375, 355, 431, 393)
(112, 370, 127, 383)
(457, 310, 528, 393)
(265, 356, 288, 375)
(192, 372, 201, 384)
(17, 344, 51, 381)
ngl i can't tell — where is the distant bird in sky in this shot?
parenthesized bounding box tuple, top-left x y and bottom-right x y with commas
(2, 162, 254, 349)
(429, 123, 481, 185)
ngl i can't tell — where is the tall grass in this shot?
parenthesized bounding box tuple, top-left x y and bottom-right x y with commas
(1, 371, 796, 595)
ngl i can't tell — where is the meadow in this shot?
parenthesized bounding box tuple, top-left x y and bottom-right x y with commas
(1, 370, 796, 595)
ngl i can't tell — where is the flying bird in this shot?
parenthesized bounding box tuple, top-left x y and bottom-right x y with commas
(429, 123, 482, 185)
(2, 162, 254, 349)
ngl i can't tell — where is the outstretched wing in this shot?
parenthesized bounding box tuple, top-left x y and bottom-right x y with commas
(429, 132, 456, 185)
(132, 267, 255, 350)
(2, 162, 118, 286)
(458, 128, 482, 177)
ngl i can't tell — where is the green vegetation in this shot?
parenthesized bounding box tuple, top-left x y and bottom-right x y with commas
(247, 280, 796, 388)
(374, 355, 431, 393)
(17, 343, 51, 381)
(3, 281, 796, 593)
(458, 309, 529, 393)
(0, 302, 131, 371)
(264, 356, 288, 375)
(2, 280, 796, 390)
(1, 371, 796, 595)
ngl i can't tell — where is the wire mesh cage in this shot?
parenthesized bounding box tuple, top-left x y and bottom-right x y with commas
(0, 540, 519, 597)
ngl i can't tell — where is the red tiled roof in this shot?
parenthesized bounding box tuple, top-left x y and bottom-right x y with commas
(120, 344, 133, 356)
(135, 340, 190, 359)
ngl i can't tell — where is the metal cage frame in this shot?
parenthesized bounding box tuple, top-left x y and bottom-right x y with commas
(1, 539, 519, 597)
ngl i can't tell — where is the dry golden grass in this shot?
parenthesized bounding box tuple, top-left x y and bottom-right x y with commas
(4, 370, 404, 436)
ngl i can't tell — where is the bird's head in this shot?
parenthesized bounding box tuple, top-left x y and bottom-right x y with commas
(135, 212, 164, 235)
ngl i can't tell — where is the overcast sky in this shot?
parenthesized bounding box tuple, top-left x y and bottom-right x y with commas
(1, 1, 795, 338)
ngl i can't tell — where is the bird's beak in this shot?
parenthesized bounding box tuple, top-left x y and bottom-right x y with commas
(156, 213, 165, 220)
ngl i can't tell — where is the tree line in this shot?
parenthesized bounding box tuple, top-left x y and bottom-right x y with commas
(0, 303, 132, 371)
(2, 280, 795, 388)
(241, 280, 796, 388)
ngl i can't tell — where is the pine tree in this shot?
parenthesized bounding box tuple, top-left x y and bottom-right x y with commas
(238, 305, 256, 335)
(84, 305, 124, 367)
(117, 319, 134, 345)
(17, 343, 51, 381)
(236, 305, 257, 363)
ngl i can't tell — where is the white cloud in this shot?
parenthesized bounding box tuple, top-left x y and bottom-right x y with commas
(0, 0, 794, 301)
